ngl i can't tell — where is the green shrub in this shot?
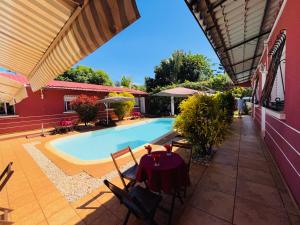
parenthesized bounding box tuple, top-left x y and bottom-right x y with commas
(174, 94, 227, 157)
(214, 91, 235, 124)
(108, 92, 135, 120)
(71, 95, 99, 126)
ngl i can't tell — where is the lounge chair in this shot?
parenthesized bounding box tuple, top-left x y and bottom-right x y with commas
(111, 147, 138, 191)
(104, 179, 161, 225)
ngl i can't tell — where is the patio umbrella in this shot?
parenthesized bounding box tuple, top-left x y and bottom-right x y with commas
(99, 96, 134, 124)
(154, 87, 200, 115)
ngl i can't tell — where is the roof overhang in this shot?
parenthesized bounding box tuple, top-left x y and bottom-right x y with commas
(0, 0, 140, 92)
(185, 0, 283, 84)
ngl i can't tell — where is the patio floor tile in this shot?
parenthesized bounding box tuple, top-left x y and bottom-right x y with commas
(179, 206, 231, 225)
(199, 171, 236, 195)
(237, 167, 275, 187)
(206, 162, 237, 178)
(189, 187, 234, 222)
(238, 156, 270, 172)
(236, 179, 284, 209)
(233, 197, 290, 225)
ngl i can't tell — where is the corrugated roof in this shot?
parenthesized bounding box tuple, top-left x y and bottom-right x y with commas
(0, 73, 147, 96)
(185, 0, 283, 84)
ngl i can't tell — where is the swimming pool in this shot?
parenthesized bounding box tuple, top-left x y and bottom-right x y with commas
(49, 118, 174, 161)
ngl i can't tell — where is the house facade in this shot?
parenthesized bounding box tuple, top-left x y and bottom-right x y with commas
(0, 73, 147, 134)
(252, 0, 300, 206)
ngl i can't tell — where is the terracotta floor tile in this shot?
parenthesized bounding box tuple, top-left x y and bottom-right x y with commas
(13, 208, 46, 225)
(88, 209, 121, 225)
(236, 180, 284, 209)
(178, 206, 231, 225)
(41, 197, 70, 218)
(289, 214, 300, 225)
(234, 197, 290, 225)
(212, 153, 238, 166)
(237, 167, 275, 187)
(199, 171, 236, 195)
(189, 188, 234, 222)
(46, 207, 78, 225)
(206, 162, 237, 178)
(238, 156, 270, 172)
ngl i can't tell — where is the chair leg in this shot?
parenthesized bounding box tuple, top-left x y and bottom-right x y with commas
(168, 192, 176, 225)
(123, 210, 131, 225)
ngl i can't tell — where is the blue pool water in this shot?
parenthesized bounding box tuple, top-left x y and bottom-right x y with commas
(50, 118, 174, 161)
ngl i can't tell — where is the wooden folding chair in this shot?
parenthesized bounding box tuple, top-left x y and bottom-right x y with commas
(0, 162, 14, 224)
(104, 179, 161, 225)
(171, 141, 192, 196)
(111, 147, 138, 191)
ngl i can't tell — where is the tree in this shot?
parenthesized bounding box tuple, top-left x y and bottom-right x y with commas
(120, 75, 132, 87)
(145, 50, 213, 92)
(56, 65, 113, 86)
(71, 95, 99, 126)
(108, 92, 135, 120)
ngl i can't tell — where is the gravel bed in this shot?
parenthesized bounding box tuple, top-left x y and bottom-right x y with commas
(23, 141, 133, 202)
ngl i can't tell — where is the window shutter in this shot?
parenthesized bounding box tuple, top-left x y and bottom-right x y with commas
(261, 30, 286, 107)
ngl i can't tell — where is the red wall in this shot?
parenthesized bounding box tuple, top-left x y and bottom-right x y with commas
(0, 88, 142, 134)
(253, 0, 300, 206)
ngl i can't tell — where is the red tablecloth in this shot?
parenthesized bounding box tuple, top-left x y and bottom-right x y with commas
(136, 151, 188, 194)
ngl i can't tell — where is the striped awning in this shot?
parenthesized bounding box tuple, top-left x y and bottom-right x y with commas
(0, 0, 140, 91)
(0, 75, 27, 105)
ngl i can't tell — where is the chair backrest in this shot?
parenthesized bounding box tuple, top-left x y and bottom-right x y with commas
(103, 180, 146, 219)
(111, 147, 138, 188)
(171, 141, 193, 166)
(0, 162, 14, 192)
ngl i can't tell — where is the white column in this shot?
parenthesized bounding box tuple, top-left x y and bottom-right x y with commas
(171, 96, 175, 116)
(140, 97, 146, 113)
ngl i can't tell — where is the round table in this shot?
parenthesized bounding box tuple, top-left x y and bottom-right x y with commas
(136, 151, 188, 194)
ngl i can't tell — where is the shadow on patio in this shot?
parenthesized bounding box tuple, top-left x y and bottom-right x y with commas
(71, 116, 300, 225)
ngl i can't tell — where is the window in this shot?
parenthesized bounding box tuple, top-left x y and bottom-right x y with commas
(134, 97, 140, 107)
(261, 30, 286, 111)
(64, 95, 77, 112)
(0, 102, 15, 116)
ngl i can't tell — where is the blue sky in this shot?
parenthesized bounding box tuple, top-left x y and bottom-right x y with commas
(1, 0, 219, 85)
(75, 0, 219, 84)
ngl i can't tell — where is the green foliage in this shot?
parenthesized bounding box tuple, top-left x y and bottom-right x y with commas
(120, 75, 132, 87)
(231, 86, 252, 98)
(174, 94, 227, 156)
(214, 91, 236, 123)
(145, 50, 213, 92)
(108, 92, 135, 120)
(56, 65, 113, 86)
(71, 95, 99, 126)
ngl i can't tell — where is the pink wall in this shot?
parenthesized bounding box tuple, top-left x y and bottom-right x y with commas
(0, 87, 142, 134)
(253, 0, 300, 206)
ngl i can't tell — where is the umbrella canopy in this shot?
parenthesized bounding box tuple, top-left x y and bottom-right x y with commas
(0, 0, 140, 92)
(154, 87, 199, 97)
(0, 75, 27, 105)
(99, 96, 134, 125)
(99, 96, 134, 104)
